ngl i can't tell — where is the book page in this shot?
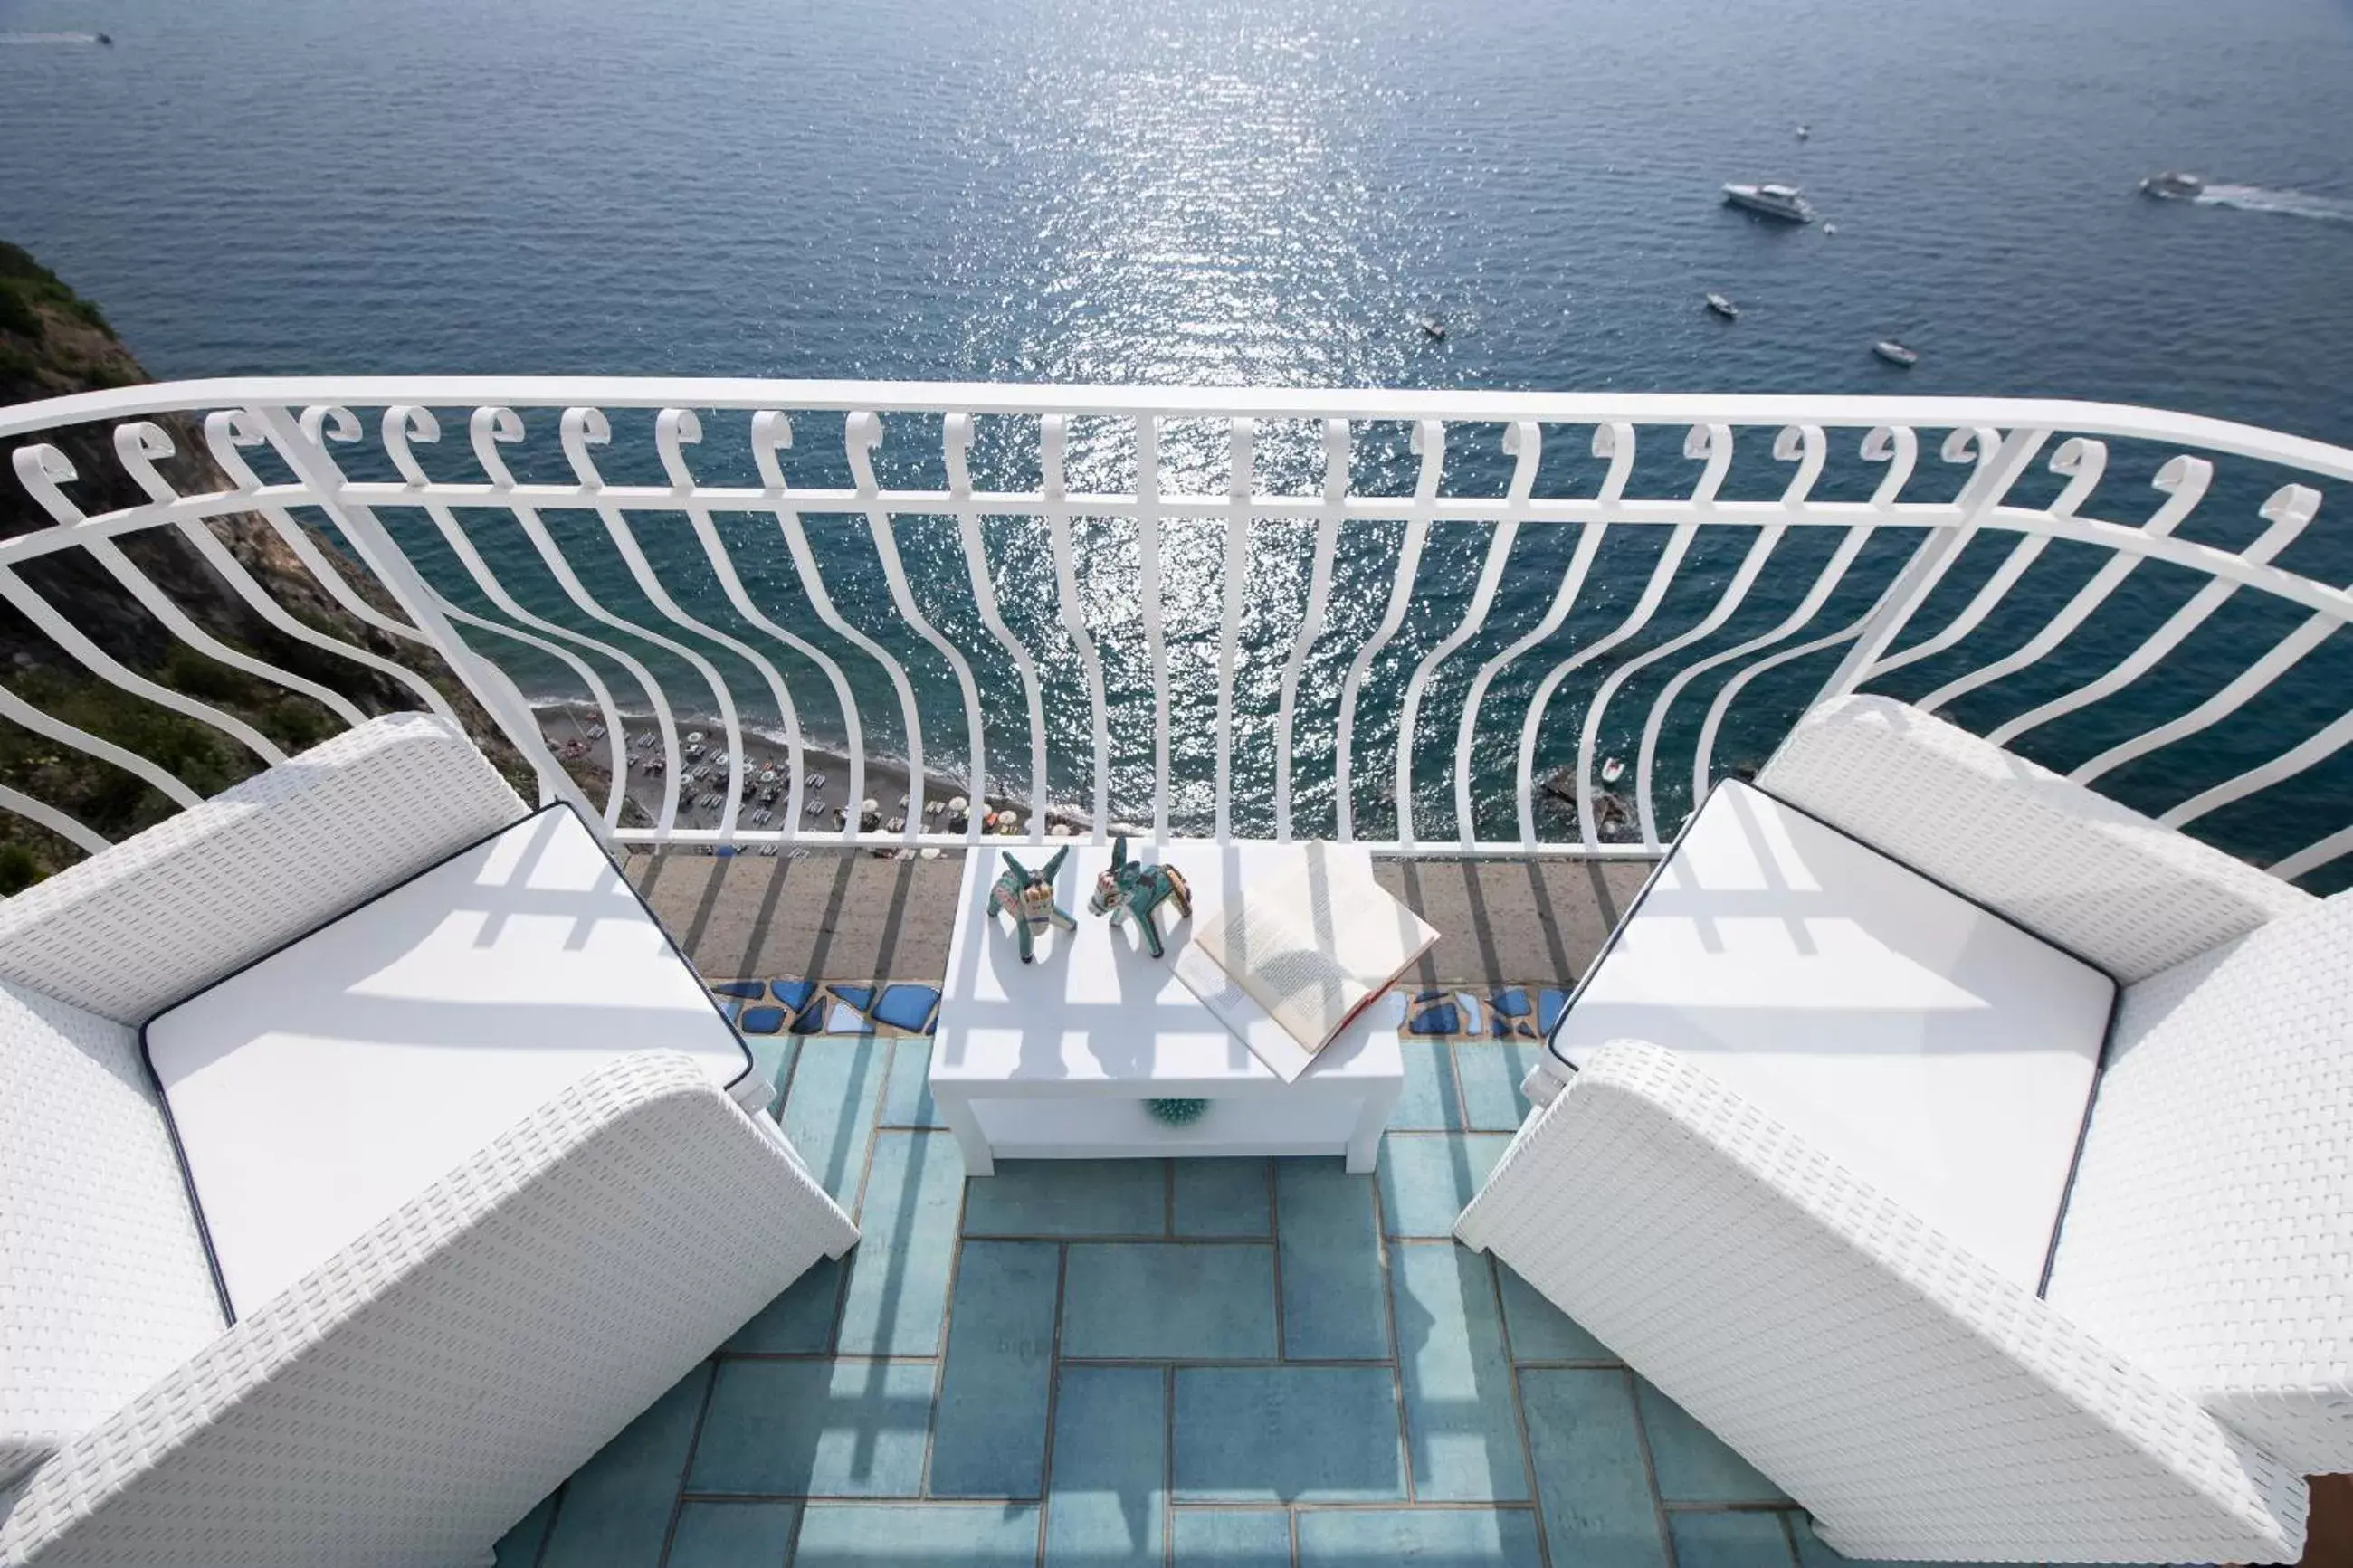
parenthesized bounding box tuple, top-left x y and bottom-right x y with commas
(1188, 842, 1437, 1056)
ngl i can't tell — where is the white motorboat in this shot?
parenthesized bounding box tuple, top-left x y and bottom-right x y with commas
(1721, 182, 1815, 223)
(2139, 171, 2203, 201)
(1872, 339, 1920, 367)
(1705, 292, 1739, 320)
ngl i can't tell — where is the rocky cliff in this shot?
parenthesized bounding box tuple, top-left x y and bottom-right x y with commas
(0, 242, 525, 891)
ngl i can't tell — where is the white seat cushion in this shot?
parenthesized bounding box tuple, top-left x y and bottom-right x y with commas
(144, 805, 753, 1319)
(1551, 779, 2115, 1292)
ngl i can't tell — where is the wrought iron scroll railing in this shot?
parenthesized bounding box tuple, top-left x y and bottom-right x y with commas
(2, 380, 2349, 889)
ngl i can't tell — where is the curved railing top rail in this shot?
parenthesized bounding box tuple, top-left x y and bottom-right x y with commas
(2, 378, 2349, 892)
(5, 378, 2353, 481)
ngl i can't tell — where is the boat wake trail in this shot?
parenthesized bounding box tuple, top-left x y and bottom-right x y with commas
(0, 32, 100, 44)
(2194, 184, 2353, 223)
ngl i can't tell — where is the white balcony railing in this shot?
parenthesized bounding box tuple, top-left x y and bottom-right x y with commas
(3, 380, 2349, 885)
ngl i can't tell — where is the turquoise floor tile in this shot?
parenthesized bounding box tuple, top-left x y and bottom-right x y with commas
(1170, 1508, 1291, 1567)
(1062, 1241, 1277, 1360)
(743, 1035, 795, 1117)
(491, 1490, 557, 1568)
(1391, 1242, 1529, 1502)
(881, 1035, 944, 1127)
(1274, 1161, 1389, 1360)
(1297, 1507, 1545, 1567)
(1454, 1042, 1542, 1131)
(1494, 1262, 1616, 1363)
(724, 1254, 843, 1355)
(836, 1131, 965, 1355)
(1670, 1510, 1799, 1568)
(1043, 1366, 1166, 1568)
(792, 1503, 1042, 1566)
(1171, 1158, 1271, 1237)
(780, 1037, 887, 1207)
(667, 1500, 799, 1568)
(1377, 1133, 1509, 1238)
(688, 1358, 934, 1497)
(1637, 1380, 1788, 1504)
(962, 1158, 1167, 1237)
(1391, 1039, 1466, 1129)
(1519, 1368, 1669, 1568)
(1173, 1366, 1406, 1502)
(930, 1241, 1059, 1497)
(538, 1363, 709, 1568)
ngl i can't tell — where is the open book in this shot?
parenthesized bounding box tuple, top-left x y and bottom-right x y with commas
(1174, 842, 1438, 1082)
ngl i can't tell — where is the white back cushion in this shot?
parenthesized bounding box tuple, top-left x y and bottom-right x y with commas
(1760, 697, 2312, 983)
(0, 714, 525, 1025)
(2047, 892, 2353, 1474)
(0, 980, 224, 1488)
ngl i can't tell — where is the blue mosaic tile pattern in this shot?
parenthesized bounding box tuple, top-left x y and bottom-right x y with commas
(507, 978, 2000, 1568)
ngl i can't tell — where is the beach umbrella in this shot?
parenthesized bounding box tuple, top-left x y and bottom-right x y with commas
(996, 811, 1023, 834)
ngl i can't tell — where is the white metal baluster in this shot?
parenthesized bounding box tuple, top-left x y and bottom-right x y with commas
(1989, 478, 2311, 749)
(0, 783, 108, 856)
(203, 412, 437, 651)
(944, 414, 1049, 834)
(1337, 419, 1444, 843)
(1687, 425, 1913, 807)
(1487, 423, 1634, 850)
(111, 421, 458, 725)
(8, 446, 285, 765)
(2271, 822, 2353, 884)
(1872, 434, 2107, 694)
(754, 412, 917, 842)
(666, 409, 882, 843)
(1815, 427, 2043, 700)
(1275, 419, 1350, 843)
(21, 437, 367, 729)
(1137, 414, 1170, 843)
(1397, 421, 1537, 848)
(285, 404, 603, 821)
(1214, 420, 1256, 843)
(2166, 702, 2353, 830)
(0, 679, 203, 809)
(1568, 424, 1731, 845)
(1624, 425, 1824, 843)
(1040, 416, 1110, 841)
(2072, 489, 2338, 789)
(1916, 441, 2172, 717)
(437, 603, 630, 823)
(368, 406, 660, 827)
(567, 408, 802, 843)
(847, 412, 986, 845)
(490, 410, 745, 840)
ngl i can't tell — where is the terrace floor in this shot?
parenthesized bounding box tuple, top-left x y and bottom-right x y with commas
(485, 851, 1986, 1568)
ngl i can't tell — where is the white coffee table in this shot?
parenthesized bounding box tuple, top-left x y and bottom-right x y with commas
(930, 839, 1407, 1176)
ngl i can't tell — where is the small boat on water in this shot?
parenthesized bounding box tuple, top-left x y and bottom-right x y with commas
(1704, 292, 1739, 320)
(1599, 756, 1626, 785)
(1420, 317, 1447, 340)
(1721, 182, 1815, 223)
(1872, 339, 1920, 367)
(1795, 123, 1809, 140)
(2139, 170, 2204, 201)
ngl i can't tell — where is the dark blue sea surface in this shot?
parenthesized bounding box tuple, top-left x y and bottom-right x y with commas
(5, 0, 2351, 870)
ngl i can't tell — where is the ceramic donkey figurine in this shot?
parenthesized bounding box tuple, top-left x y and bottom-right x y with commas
(989, 847, 1076, 964)
(1088, 835, 1193, 958)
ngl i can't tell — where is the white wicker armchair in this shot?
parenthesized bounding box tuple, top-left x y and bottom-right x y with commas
(1456, 695, 2348, 1565)
(0, 715, 857, 1568)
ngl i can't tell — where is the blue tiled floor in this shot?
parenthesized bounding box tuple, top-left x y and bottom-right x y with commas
(498, 1016, 1929, 1568)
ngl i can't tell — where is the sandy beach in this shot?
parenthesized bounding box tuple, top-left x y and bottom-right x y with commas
(533, 702, 1082, 843)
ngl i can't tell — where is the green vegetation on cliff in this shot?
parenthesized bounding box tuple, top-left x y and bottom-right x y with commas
(0, 243, 526, 893)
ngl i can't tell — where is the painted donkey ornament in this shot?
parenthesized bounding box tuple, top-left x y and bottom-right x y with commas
(989, 846, 1077, 963)
(1088, 835, 1193, 958)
